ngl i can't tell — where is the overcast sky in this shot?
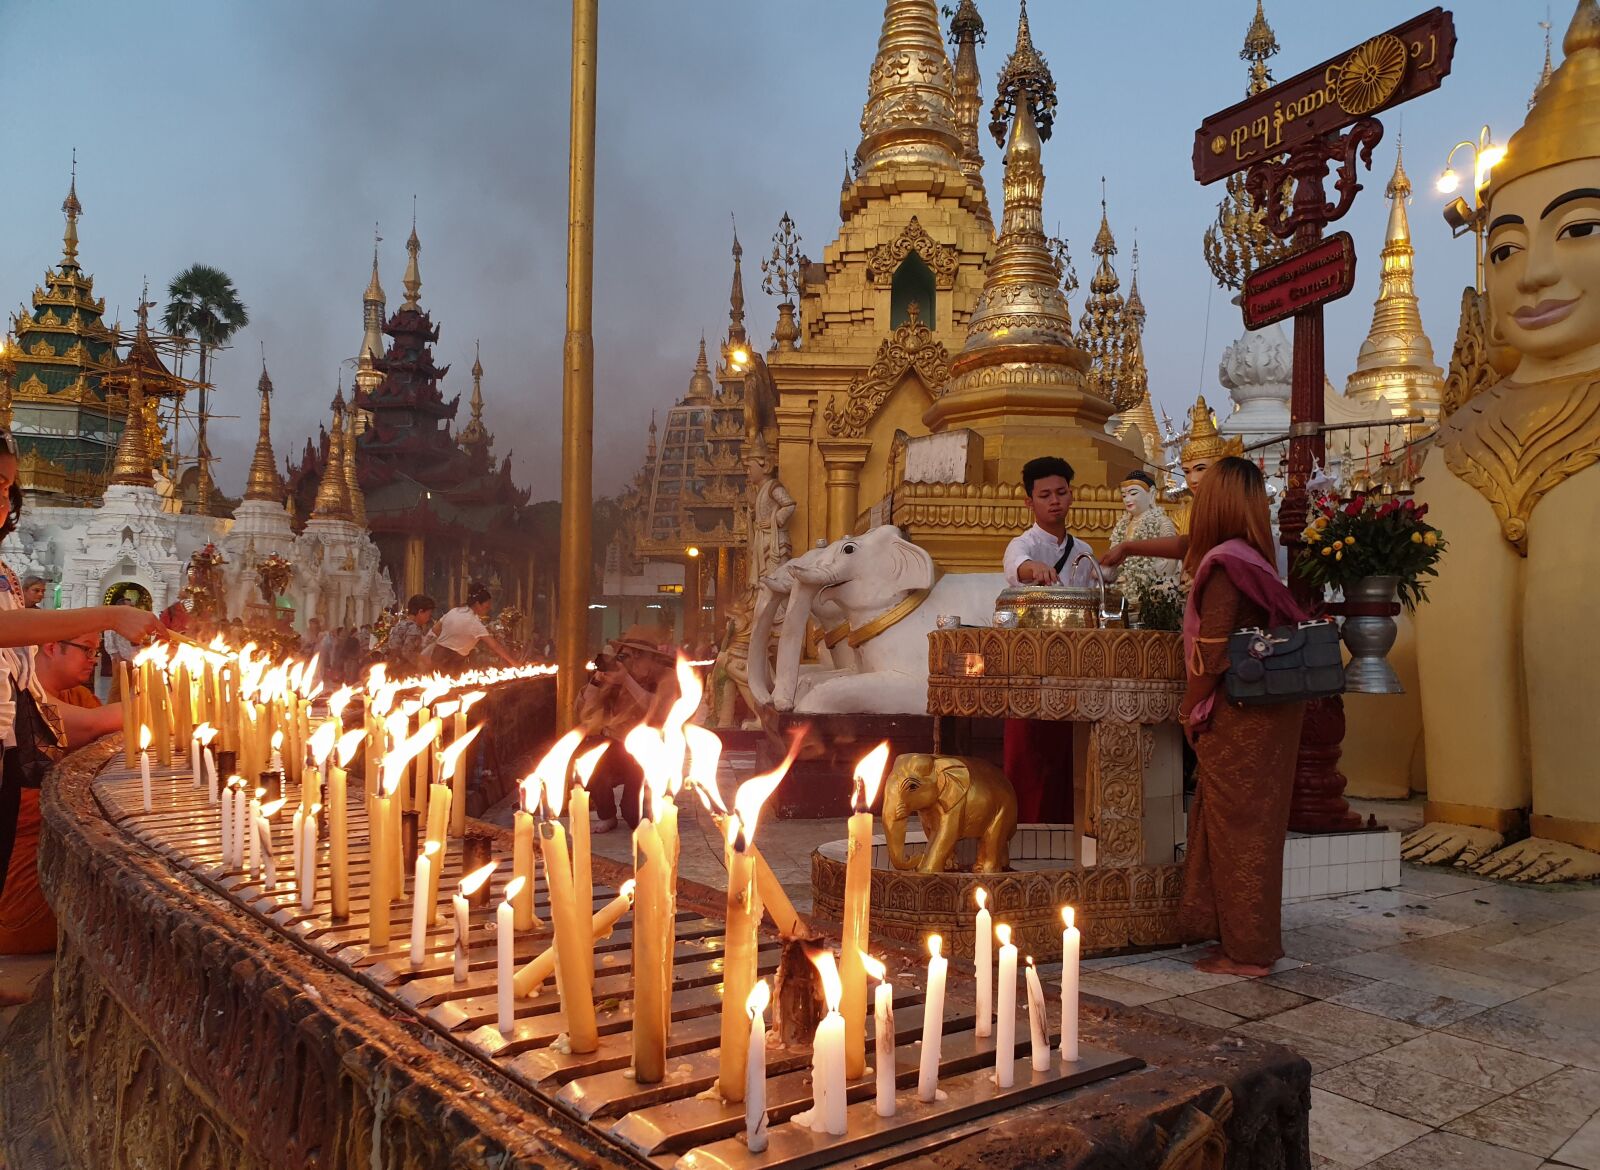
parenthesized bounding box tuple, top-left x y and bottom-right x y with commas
(0, 0, 1545, 500)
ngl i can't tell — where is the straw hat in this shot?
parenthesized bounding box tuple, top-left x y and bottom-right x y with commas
(613, 624, 675, 662)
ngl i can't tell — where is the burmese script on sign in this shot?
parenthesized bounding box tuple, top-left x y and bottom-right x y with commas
(1242, 232, 1357, 330)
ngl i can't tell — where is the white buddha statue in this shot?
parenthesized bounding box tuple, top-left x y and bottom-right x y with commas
(1408, 0, 1600, 881)
(1107, 469, 1179, 607)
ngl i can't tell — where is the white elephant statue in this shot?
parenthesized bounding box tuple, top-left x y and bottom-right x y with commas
(748, 525, 1005, 716)
(747, 544, 857, 708)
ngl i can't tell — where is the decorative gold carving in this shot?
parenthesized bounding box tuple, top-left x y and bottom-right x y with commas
(1335, 33, 1409, 115)
(882, 754, 1018, 873)
(1437, 373, 1600, 553)
(1442, 286, 1498, 418)
(823, 302, 952, 437)
(865, 216, 960, 290)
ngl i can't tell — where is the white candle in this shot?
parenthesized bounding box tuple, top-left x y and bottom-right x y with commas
(1025, 957, 1050, 1072)
(138, 725, 153, 813)
(455, 864, 495, 985)
(291, 807, 305, 890)
(864, 952, 895, 1118)
(204, 745, 219, 804)
(234, 784, 250, 869)
(974, 886, 993, 1038)
(410, 841, 439, 969)
(496, 876, 525, 1037)
(995, 924, 1017, 1089)
(807, 950, 847, 1136)
(220, 782, 234, 866)
(1060, 907, 1080, 1064)
(259, 799, 283, 891)
(191, 733, 204, 792)
(745, 979, 770, 1153)
(917, 934, 948, 1103)
(299, 804, 319, 912)
(248, 791, 262, 878)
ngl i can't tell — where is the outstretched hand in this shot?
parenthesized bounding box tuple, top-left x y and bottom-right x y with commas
(106, 605, 164, 645)
(1100, 543, 1130, 569)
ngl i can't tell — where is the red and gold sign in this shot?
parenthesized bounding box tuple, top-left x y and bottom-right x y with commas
(1242, 232, 1358, 330)
(1192, 7, 1456, 185)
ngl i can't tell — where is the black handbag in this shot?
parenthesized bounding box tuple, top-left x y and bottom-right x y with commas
(1224, 619, 1344, 706)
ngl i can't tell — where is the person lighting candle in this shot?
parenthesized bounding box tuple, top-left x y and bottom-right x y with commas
(917, 933, 948, 1103)
(745, 979, 771, 1153)
(863, 952, 896, 1118)
(842, 741, 889, 1081)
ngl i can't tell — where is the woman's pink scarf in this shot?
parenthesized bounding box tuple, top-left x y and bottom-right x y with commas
(1181, 539, 1307, 726)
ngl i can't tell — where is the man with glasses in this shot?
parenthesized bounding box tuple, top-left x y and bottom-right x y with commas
(36, 637, 112, 716)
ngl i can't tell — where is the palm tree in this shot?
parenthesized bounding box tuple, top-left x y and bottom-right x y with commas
(163, 265, 248, 509)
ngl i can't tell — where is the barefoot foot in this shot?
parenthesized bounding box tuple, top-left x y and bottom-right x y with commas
(1195, 954, 1272, 978)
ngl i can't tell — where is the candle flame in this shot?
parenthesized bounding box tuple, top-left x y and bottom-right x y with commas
(423, 839, 441, 858)
(572, 743, 608, 790)
(438, 724, 482, 776)
(261, 798, 286, 818)
(194, 722, 217, 747)
(366, 664, 388, 691)
(623, 724, 672, 810)
(335, 728, 366, 767)
(928, 933, 943, 959)
(531, 728, 584, 818)
(310, 802, 322, 817)
(460, 862, 496, 897)
(729, 731, 802, 846)
(381, 719, 438, 797)
(433, 699, 460, 720)
(328, 685, 355, 720)
(371, 686, 397, 718)
(618, 878, 637, 900)
(138, 724, 151, 751)
(400, 698, 422, 718)
(503, 875, 526, 903)
(459, 690, 487, 715)
(1061, 906, 1074, 931)
(667, 655, 704, 733)
(853, 741, 890, 810)
(419, 679, 450, 706)
(811, 948, 842, 1012)
(309, 721, 339, 768)
(746, 978, 771, 1019)
(975, 886, 988, 911)
(861, 951, 887, 982)
(684, 724, 723, 796)
(1026, 955, 1035, 968)
(271, 729, 283, 751)
(996, 923, 1012, 947)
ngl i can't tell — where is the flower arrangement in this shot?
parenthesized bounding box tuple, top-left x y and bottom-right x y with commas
(1136, 580, 1187, 632)
(1295, 494, 1446, 611)
(255, 553, 294, 607)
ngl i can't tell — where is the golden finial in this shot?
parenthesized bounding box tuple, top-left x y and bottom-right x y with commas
(856, 0, 962, 175)
(110, 369, 155, 488)
(312, 379, 352, 519)
(1180, 394, 1239, 465)
(1533, 10, 1555, 108)
(1076, 184, 1128, 404)
(688, 335, 714, 400)
(344, 404, 366, 526)
(365, 224, 385, 304)
(244, 359, 285, 502)
(61, 150, 82, 268)
(947, 0, 992, 225)
(1491, 0, 1600, 199)
(401, 201, 422, 310)
(727, 219, 747, 347)
(460, 340, 492, 458)
(955, 1, 1073, 354)
(1242, 0, 1281, 95)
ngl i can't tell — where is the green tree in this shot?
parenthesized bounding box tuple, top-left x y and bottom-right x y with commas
(163, 264, 249, 506)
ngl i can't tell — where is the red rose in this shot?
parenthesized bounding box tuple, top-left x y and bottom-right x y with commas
(1344, 497, 1365, 516)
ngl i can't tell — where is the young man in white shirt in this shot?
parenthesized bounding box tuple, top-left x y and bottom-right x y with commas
(1001, 455, 1091, 828)
(1003, 456, 1099, 588)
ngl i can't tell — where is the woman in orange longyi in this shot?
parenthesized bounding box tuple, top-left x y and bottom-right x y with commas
(1178, 457, 1307, 977)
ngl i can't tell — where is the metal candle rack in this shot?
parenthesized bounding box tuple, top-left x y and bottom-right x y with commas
(95, 758, 1140, 1169)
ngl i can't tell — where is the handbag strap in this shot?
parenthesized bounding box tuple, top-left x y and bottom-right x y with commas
(1052, 536, 1076, 575)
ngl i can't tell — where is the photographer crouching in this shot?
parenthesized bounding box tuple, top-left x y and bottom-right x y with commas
(575, 625, 679, 833)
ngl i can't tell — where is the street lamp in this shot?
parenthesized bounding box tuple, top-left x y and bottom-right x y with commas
(1436, 125, 1506, 291)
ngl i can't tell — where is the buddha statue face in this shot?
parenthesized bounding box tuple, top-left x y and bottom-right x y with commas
(1120, 481, 1155, 516)
(1182, 457, 1213, 490)
(1486, 158, 1600, 380)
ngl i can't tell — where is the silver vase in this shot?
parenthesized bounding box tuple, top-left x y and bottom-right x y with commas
(1341, 575, 1404, 694)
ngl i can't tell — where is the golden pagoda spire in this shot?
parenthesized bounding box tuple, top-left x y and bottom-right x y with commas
(727, 224, 748, 349)
(1491, 0, 1600, 199)
(460, 339, 492, 456)
(401, 204, 422, 311)
(1344, 141, 1443, 421)
(1115, 240, 1164, 468)
(947, 0, 992, 226)
(311, 380, 352, 520)
(344, 404, 366, 526)
(109, 309, 154, 489)
(958, 6, 1072, 354)
(1075, 186, 1128, 403)
(688, 335, 714, 401)
(856, 0, 962, 176)
(362, 223, 387, 360)
(243, 360, 285, 502)
(1532, 13, 1555, 108)
(1202, 2, 1287, 289)
(61, 151, 83, 270)
(1180, 394, 1240, 465)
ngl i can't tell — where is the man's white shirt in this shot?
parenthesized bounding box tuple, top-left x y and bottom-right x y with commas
(1003, 524, 1099, 588)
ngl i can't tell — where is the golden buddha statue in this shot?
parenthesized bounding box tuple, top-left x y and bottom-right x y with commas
(1408, 0, 1600, 881)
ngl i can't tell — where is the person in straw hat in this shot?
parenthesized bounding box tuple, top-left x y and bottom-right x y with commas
(576, 624, 680, 831)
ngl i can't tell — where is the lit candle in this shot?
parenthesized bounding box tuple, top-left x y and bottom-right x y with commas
(371, 716, 437, 950)
(299, 803, 320, 912)
(219, 776, 236, 867)
(995, 923, 1018, 1089)
(1025, 957, 1050, 1073)
(1060, 907, 1080, 1064)
(233, 780, 249, 869)
(410, 840, 440, 969)
(448, 700, 484, 837)
(191, 723, 205, 791)
(292, 803, 306, 893)
(512, 880, 633, 998)
(974, 886, 993, 1038)
(497, 875, 525, 1036)
(422, 778, 451, 924)
(511, 798, 537, 932)
(714, 751, 791, 1103)
(328, 729, 364, 920)
(745, 979, 770, 1153)
(864, 952, 895, 1118)
(803, 948, 847, 1136)
(200, 725, 220, 804)
(248, 788, 263, 879)
(138, 724, 153, 813)
(843, 742, 888, 1081)
(259, 798, 285, 891)
(570, 743, 608, 977)
(534, 732, 599, 1054)
(917, 933, 948, 1103)
(630, 795, 670, 1082)
(120, 661, 137, 768)
(453, 863, 495, 983)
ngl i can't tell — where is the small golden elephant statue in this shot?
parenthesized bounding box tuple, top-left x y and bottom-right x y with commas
(882, 754, 1018, 874)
